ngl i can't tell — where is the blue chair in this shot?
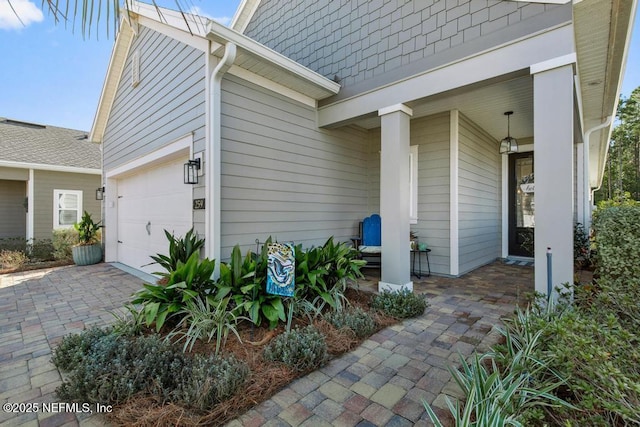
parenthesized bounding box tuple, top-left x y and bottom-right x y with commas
(353, 214, 382, 267)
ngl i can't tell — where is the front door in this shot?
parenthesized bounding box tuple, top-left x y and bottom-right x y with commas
(509, 153, 534, 257)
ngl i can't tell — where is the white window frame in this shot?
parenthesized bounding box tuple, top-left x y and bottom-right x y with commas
(410, 145, 418, 224)
(53, 189, 83, 229)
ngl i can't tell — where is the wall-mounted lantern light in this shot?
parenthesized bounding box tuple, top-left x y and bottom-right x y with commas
(96, 186, 105, 200)
(499, 111, 518, 154)
(184, 158, 201, 184)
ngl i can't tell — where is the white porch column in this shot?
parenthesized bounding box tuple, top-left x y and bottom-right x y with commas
(532, 56, 575, 296)
(378, 104, 413, 292)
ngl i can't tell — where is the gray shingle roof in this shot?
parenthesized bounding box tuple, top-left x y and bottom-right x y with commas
(0, 118, 101, 169)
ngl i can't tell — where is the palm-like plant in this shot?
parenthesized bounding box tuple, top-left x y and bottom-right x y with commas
(9, 1, 197, 38)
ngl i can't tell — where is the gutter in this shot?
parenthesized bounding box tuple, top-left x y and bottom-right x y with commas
(206, 41, 236, 274)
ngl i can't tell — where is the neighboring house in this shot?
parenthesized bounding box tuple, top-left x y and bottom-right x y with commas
(90, 0, 636, 294)
(0, 118, 102, 242)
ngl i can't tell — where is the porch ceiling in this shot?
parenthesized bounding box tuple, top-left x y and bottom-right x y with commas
(353, 74, 534, 143)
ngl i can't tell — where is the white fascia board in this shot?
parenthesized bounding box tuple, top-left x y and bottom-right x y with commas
(129, 2, 209, 38)
(228, 66, 317, 108)
(207, 20, 340, 96)
(318, 23, 574, 127)
(0, 161, 101, 175)
(230, 0, 262, 33)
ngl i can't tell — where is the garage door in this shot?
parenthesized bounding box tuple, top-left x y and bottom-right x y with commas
(117, 156, 192, 275)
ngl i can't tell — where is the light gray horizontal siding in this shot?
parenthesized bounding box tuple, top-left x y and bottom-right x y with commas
(0, 180, 26, 239)
(32, 170, 101, 240)
(411, 113, 451, 275)
(366, 113, 451, 275)
(219, 74, 369, 258)
(244, 0, 569, 99)
(103, 25, 206, 171)
(457, 113, 501, 273)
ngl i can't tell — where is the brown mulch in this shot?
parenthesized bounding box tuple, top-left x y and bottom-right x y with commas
(106, 287, 397, 426)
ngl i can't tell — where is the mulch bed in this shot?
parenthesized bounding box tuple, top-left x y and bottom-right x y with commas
(106, 287, 398, 426)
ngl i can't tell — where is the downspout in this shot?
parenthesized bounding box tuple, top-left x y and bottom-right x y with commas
(206, 41, 236, 275)
(584, 116, 612, 230)
(27, 169, 34, 241)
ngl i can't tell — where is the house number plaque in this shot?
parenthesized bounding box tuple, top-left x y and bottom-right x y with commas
(193, 198, 205, 210)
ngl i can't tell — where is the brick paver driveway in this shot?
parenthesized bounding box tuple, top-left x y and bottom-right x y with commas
(0, 263, 144, 427)
(0, 261, 533, 427)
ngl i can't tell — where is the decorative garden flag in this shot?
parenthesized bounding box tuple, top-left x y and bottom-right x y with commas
(266, 242, 295, 297)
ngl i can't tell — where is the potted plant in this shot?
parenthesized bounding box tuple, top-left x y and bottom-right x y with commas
(72, 211, 102, 266)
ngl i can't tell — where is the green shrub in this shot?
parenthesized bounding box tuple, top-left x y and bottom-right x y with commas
(371, 288, 428, 318)
(51, 326, 112, 371)
(216, 241, 286, 329)
(29, 239, 54, 261)
(0, 237, 27, 252)
(0, 249, 28, 269)
(294, 237, 365, 313)
(55, 333, 187, 404)
(52, 229, 79, 260)
(325, 307, 376, 339)
(131, 252, 217, 331)
(263, 325, 328, 373)
(172, 354, 249, 410)
(167, 295, 245, 354)
(53, 329, 248, 410)
(592, 204, 640, 281)
(149, 228, 204, 276)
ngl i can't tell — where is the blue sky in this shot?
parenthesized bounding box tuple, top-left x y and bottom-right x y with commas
(0, 0, 638, 132)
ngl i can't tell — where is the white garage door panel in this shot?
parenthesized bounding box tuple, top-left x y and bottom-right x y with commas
(117, 156, 192, 275)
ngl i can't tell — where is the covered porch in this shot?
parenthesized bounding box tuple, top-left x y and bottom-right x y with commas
(317, 0, 631, 296)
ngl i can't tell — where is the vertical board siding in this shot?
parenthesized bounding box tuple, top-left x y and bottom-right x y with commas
(219, 75, 369, 257)
(457, 114, 501, 273)
(103, 25, 206, 171)
(32, 171, 101, 240)
(0, 180, 26, 239)
(411, 113, 451, 275)
(244, 0, 567, 96)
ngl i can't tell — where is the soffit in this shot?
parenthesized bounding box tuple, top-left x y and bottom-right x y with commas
(207, 21, 340, 101)
(354, 75, 534, 144)
(574, 0, 637, 187)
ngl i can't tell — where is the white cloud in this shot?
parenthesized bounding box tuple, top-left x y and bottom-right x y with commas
(187, 5, 231, 26)
(0, 0, 44, 30)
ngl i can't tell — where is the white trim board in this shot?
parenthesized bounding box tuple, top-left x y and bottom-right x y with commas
(0, 160, 100, 175)
(105, 134, 193, 178)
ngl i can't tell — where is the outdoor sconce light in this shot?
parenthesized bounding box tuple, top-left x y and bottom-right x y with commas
(184, 158, 201, 184)
(95, 186, 105, 200)
(499, 111, 518, 154)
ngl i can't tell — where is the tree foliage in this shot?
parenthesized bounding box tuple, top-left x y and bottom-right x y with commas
(10, 0, 194, 39)
(595, 87, 640, 203)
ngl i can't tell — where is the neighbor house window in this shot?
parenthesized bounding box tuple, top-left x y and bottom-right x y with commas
(410, 145, 418, 224)
(54, 190, 82, 229)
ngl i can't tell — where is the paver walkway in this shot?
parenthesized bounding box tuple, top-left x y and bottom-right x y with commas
(0, 261, 533, 427)
(228, 262, 533, 426)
